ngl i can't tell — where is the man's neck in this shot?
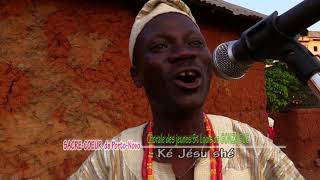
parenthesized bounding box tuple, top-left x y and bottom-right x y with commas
(151, 107, 207, 137)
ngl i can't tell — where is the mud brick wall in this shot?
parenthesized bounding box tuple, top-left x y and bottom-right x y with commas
(273, 108, 320, 179)
(0, 0, 268, 179)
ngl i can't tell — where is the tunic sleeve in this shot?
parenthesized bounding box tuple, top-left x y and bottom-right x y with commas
(68, 149, 111, 180)
(258, 133, 304, 180)
(248, 124, 304, 179)
(232, 120, 304, 180)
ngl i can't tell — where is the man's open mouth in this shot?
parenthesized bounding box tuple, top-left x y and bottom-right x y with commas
(174, 68, 202, 90)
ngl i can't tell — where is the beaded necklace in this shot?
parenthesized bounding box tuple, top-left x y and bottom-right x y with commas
(142, 113, 223, 180)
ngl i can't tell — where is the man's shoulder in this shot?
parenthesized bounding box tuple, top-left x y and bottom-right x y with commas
(115, 122, 146, 142)
(206, 113, 249, 126)
(206, 114, 234, 134)
(206, 114, 270, 146)
(68, 123, 146, 180)
(206, 114, 258, 134)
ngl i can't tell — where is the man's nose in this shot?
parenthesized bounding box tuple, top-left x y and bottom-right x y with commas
(167, 45, 196, 64)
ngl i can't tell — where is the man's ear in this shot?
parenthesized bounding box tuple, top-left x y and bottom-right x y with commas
(130, 66, 143, 88)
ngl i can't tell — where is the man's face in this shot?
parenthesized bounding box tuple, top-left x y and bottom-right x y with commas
(131, 13, 213, 111)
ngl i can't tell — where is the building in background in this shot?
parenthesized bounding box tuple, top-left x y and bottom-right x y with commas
(299, 31, 320, 59)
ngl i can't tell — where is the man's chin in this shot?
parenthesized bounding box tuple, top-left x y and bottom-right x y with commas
(171, 97, 205, 111)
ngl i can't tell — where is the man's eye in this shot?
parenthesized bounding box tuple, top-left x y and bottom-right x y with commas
(189, 40, 203, 47)
(151, 44, 168, 51)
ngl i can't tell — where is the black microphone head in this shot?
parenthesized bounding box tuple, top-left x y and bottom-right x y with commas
(212, 40, 250, 80)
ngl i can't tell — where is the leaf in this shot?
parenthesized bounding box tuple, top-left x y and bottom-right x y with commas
(265, 60, 306, 112)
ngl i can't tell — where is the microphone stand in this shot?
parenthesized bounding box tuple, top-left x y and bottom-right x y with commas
(276, 0, 320, 100)
(232, 0, 320, 100)
(283, 41, 320, 100)
(309, 73, 320, 100)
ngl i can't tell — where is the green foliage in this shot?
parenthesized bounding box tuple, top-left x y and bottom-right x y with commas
(265, 60, 306, 112)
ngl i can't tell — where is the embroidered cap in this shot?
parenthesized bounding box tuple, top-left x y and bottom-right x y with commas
(128, 0, 198, 65)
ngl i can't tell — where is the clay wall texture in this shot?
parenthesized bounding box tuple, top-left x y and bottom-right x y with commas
(0, 0, 267, 179)
(273, 108, 320, 179)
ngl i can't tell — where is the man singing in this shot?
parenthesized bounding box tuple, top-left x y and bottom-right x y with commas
(69, 0, 303, 179)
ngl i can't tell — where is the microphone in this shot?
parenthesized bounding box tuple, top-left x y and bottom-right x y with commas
(212, 0, 320, 99)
